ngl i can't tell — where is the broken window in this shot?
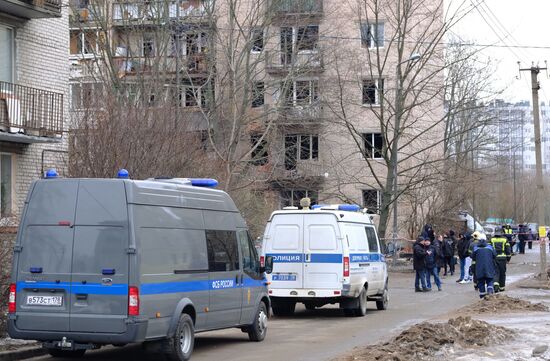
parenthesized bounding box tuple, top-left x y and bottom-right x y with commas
(362, 79, 383, 105)
(363, 133, 383, 159)
(250, 134, 268, 166)
(360, 22, 384, 49)
(251, 28, 264, 52)
(296, 25, 319, 51)
(362, 190, 381, 214)
(285, 134, 319, 166)
(252, 82, 264, 108)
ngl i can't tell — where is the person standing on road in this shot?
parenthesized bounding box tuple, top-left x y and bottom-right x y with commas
(518, 224, 527, 254)
(413, 236, 429, 292)
(443, 231, 456, 276)
(527, 229, 534, 250)
(468, 232, 482, 289)
(433, 235, 446, 277)
(472, 236, 497, 298)
(456, 232, 471, 283)
(424, 238, 442, 291)
(490, 227, 512, 292)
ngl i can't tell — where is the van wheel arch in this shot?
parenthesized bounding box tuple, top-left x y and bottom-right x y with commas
(168, 298, 196, 337)
(261, 296, 271, 317)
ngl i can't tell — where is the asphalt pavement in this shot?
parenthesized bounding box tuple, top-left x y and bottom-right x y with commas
(27, 247, 541, 361)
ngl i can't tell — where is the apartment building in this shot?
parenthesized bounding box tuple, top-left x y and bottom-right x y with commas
(0, 0, 68, 220)
(68, 0, 444, 235)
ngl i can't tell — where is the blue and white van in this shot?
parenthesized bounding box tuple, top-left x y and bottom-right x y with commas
(261, 204, 388, 317)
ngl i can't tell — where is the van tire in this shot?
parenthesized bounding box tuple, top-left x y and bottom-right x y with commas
(271, 300, 295, 316)
(47, 349, 86, 358)
(304, 303, 315, 310)
(164, 313, 195, 361)
(353, 288, 368, 317)
(376, 288, 389, 311)
(247, 302, 268, 341)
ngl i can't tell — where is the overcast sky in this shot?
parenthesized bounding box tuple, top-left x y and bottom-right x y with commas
(448, 0, 550, 104)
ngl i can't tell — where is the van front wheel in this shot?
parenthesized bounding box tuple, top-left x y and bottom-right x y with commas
(164, 313, 195, 361)
(247, 302, 268, 341)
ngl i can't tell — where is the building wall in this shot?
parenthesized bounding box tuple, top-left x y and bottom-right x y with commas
(0, 7, 69, 217)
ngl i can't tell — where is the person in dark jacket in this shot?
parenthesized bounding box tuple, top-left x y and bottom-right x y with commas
(456, 232, 471, 282)
(433, 235, 446, 276)
(421, 224, 435, 242)
(443, 231, 456, 276)
(413, 236, 429, 292)
(424, 238, 442, 291)
(518, 224, 527, 254)
(472, 238, 497, 298)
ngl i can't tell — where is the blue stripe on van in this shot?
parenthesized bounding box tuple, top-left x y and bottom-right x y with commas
(16, 282, 128, 295)
(267, 253, 304, 262)
(18, 278, 267, 297)
(309, 253, 343, 263)
(349, 253, 385, 263)
(142, 278, 266, 295)
(268, 253, 344, 263)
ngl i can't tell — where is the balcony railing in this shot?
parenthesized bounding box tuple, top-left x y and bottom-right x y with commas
(272, 0, 322, 16)
(112, 0, 207, 24)
(277, 103, 323, 124)
(69, 7, 98, 26)
(0, 0, 62, 18)
(113, 53, 209, 76)
(272, 161, 326, 182)
(266, 50, 323, 74)
(0, 82, 63, 139)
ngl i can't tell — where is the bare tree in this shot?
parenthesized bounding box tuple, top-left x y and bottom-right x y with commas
(321, 0, 501, 237)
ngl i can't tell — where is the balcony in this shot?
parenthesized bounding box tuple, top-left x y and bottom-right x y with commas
(113, 53, 209, 77)
(69, 7, 98, 27)
(0, 0, 61, 18)
(271, 161, 326, 186)
(272, 0, 322, 18)
(112, 0, 208, 26)
(0, 81, 63, 143)
(276, 103, 323, 127)
(265, 50, 323, 74)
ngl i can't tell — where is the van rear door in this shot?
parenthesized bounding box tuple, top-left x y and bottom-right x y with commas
(265, 214, 304, 289)
(303, 214, 342, 289)
(15, 180, 79, 332)
(69, 180, 129, 333)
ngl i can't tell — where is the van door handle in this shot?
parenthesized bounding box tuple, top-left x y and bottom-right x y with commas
(235, 274, 240, 286)
(240, 274, 244, 285)
(305, 254, 311, 262)
(76, 294, 88, 300)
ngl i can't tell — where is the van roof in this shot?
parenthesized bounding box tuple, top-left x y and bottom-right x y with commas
(268, 209, 374, 224)
(33, 178, 240, 213)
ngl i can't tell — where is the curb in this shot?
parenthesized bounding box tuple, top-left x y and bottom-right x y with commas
(0, 346, 47, 361)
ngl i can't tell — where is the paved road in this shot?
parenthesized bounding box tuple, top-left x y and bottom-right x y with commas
(28, 248, 541, 361)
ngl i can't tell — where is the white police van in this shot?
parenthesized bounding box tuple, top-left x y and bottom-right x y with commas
(261, 204, 388, 317)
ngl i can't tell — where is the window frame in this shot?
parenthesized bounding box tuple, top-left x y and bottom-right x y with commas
(285, 134, 319, 162)
(70, 29, 99, 58)
(282, 79, 319, 107)
(250, 134, 268, 166)
(362, 78, 384, 106)
(251, 27, 264, 53)
(362, 189, 381, 214)
(280, 189, 319, 208)
(362, 132, 383, 159)
(237, 230, 262, 279)
(0, 153, 14, 217)
(206, 230, 240, 272)
(360, 21, 384, 49)
(0, 25, 15, 83)
(251, 81, 265, 108)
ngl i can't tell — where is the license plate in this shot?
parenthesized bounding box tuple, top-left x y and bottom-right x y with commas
(26, 295, 63, 306)
(272, 274, 296, 281)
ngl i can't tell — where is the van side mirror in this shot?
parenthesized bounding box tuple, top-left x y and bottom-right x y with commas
(261, 256, 274, 274)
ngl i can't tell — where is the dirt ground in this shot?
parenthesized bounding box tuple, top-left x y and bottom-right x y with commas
(458, 293, 549, 314)
(337, 293, 549, 361)
(336, 316, 512, 361)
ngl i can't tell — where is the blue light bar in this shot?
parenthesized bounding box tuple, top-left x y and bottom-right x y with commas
(189, 178, 218, 188)
(45, 169, 58, 179)
(312, 204, 328, 209)
(338, 204, 361, 212)
(117, 169, 129, 179)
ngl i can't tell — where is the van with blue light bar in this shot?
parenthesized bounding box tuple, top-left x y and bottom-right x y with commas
(261, 201, 388, 317)
(8, 171, 272, 360)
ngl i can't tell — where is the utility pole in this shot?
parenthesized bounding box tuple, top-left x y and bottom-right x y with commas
(519, 63, 548, 280)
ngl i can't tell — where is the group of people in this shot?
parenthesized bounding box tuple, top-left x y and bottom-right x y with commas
(413, 224, 512, 298)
